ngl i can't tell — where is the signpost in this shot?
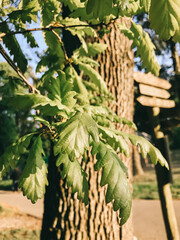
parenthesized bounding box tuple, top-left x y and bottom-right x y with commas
(134, 72, 175, 108)
(139, 84, 170, 99)
(134, 71, 172, 89)
(137, 96, 175, 108)
(134, 72, 179, 240)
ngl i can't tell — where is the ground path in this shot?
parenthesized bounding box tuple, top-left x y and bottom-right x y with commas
(0, 191, 180, 239)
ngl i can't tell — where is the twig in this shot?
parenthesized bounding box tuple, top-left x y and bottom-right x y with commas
(0, 18, 118, 39)
(0, 43, 40, 94)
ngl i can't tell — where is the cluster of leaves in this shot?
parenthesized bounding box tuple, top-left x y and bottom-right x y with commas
(0, 0, 179, 225)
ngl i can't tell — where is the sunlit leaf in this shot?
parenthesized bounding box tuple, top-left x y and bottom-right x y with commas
(19, 136, 48, 203)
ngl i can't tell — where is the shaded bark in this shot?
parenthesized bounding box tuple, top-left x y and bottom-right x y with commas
(41, 18, 134, 240)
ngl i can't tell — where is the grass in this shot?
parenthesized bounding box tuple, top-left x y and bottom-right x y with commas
(0, 229, 40, 240)
(0, 179, 13, 190)
(133, 164, 180, 200)
(0, 205, 41, 240)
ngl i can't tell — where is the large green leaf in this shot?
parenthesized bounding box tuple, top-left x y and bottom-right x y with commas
(8, 93, 70, 117)
(40, 0, 65, 63)
(56, 153, 88, 204)
(45, 70, 77, 109)
(149, 0, 180, 41)
(73, 42, 107, 59)
(91, 141, 132, 225)
(19, 136, 48, 203)
(54, 112, 99, 159)
(86, 0, 113, 19)
(65, 65, 89, 104)
(62, 17, 96, 52)
(119, 22, 160, 75)
(60, 0, 84, 11)
(0, 22, 28, 73)
(118, 0, 142, 16)
(173, 29, 180, 42)
(78, 62, 108, 93)
(119, 131, 169, 168)
(8, 0, 39, 23)
(0, 133, 35, 177)
(98, 125, 130, 157)
(140, 0, 151, 12)
(84, 105, 137, 130)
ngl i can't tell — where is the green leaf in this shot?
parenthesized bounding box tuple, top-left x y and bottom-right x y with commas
(33, 116, 51, 129)
(118, 0, 142, 16)
(40, 0, 65, 63)
(78, 62, 108, 93)
(86, 0, 113, 19)
(84, 105, 137, 130)
(173, 28, 180, 42)
(73, 43, 107, 58)
(149, 0, 180, 41)
(62, 17, 96, 52)
(106, 115, 137, 130)
(91, 141, 132, 225)
(140, 0, 150, 12)
(24, 32, 39, 48)
(45, 70, 77, 109)
(56, 153, 88, 204)
(19, 136, 48, 203)
(8, 93, 70, 117)
(119, 22, 160, 75)
(60, 0, 84, 11)
(0, 22, 28, 73)
(54, 112, 99, 159)
(8, 0, 39, 24)
(65, 66, 89, 104)
(98, 125, 130, 157)
(119, 132, 169, 169)
(0, 133, 35, 176)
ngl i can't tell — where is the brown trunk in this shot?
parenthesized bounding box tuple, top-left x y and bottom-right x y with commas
(133, 145, 144, 176)
(41, 18, 134, 240)
(94, 18, 134, 240)
(170, 40, 180, 74)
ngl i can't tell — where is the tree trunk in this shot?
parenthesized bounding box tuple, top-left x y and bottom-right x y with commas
(41, 18, 134, 240)
(94, 18, 134, 240)
(133, 145, 144, 176)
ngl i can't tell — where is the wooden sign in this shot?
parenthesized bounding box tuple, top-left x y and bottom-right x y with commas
(137, 96, 175, 108)
(134, 72, 172, 90)
(139, 84, 170, 99)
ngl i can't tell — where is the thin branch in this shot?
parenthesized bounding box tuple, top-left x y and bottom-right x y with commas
(0, 43, 40, 94)
(0, 18, 118, 39)
(51, 29, 69, 62)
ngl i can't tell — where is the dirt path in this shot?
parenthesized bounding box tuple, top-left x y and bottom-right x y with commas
(133, 199, 180, 240)
(0, 191, 180, 239)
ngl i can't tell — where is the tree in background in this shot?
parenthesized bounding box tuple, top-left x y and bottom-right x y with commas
(0, 1, 179, 240)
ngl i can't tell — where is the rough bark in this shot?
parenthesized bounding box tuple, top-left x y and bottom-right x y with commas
(94, 18, 134, 240)
(41, 18, 134, 240)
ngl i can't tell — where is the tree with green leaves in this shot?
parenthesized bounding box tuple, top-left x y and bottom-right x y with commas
(0, 0, 179, 239)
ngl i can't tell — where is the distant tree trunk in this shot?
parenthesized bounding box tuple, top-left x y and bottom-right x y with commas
(41, 17, 134, 240)
(133, 145, 144, 176)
